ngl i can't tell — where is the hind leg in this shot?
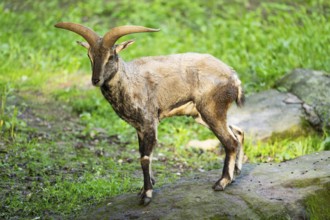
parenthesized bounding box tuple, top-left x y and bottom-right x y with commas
(195, 114, 244, 183)
(198, 105, 241, 191)
(229, 125, 244, 178)
(213, 129, 240, 191)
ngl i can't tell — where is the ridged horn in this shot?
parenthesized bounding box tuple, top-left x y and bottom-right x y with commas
(55, 22, 99, 48)
(102, 25, 160, 48)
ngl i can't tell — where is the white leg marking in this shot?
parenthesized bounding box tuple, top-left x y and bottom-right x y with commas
(229, 125, 245, 171)
(145, 189, 153, 198)
(141, 156, 150, 161)
(228, 155, 236, 180)
(228, 125, 237, 141)
(236, 147, 244, 170)
(149, 153, 153, 184)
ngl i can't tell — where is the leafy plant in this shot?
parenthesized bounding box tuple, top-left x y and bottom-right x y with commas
(0, 84, 24, 139)
(244, 134, 327, 163)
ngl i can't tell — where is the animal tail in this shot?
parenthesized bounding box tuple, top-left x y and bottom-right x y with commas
(236, 85, 245, 107)
(232, 72, 245, 107)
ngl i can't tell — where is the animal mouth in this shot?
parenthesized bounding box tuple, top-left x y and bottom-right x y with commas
(92, 78, 100, 85)
(92, 78, 103, 87)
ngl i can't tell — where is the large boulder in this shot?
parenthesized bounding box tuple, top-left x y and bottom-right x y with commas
(78, 151, 330, 219)
(228, 69, 330, 142)
(228, 89, 304, 141)
(276, 69, 330, 130)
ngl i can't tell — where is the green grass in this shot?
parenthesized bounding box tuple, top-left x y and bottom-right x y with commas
(304, 182, 330, 220)
(244, 133, 327, 163)
(1, 0, 329, 92)
(0, 0, 329, 219)
(1, 139, 138, 218)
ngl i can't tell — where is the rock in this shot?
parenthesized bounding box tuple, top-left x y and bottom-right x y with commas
(226, 69, 330, 141)
(276, 69, 330, 130)
(186, 139, 220, 151)
(303, 103, 322, 128)
(78, 151, 330, 219)
(228, 89, 304, 140)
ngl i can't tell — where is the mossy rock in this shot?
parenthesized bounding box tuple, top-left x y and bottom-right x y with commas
(304, 182, 330, 220)
(228, 89, 306, 141)
(276, 69, 330, 131)
(78, 151, 330, 219)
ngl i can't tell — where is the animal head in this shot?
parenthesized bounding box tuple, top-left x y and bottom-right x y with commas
(55, 22, 159, 86)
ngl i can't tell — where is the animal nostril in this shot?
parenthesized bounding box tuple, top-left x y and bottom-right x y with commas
(92, 79, 100, 84)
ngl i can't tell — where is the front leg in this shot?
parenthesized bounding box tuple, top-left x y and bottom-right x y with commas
(137, 126, 157, 206)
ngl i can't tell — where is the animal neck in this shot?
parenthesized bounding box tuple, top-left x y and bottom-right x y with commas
(100, 58, 129, 101)
(102, 58, 125, 86)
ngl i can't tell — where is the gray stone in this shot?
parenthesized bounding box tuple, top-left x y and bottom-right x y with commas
(226, 69, 330, 141)
(276, 69, 330, 130)
(78, 151, 330, 219)
(228, 89, 304, 141)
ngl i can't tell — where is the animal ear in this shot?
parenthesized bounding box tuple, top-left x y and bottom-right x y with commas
(76, 41, 90, 49)
(115, 39, 135, 54)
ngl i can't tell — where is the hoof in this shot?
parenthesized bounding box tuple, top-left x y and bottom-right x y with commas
(151, 177, 156, 186)
(234, 168, 241, 176)
(138, 189, 153, 206)
(213, 178, 231, 191)
(212, 183, 225, 191)
(140, 197, 152, 206)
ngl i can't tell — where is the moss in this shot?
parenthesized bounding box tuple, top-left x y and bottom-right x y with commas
(269, 121, 317, 141)
(209, 215, 230, 220)
(304, 182, 330, 220)
(285, 178, 321, 188)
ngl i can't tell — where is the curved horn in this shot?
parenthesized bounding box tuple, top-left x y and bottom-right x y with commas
(102, 25, 160, 48)
(55, 22, 99, 47)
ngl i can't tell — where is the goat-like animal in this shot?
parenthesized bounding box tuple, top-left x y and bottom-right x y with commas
(55, 22, 245, 206)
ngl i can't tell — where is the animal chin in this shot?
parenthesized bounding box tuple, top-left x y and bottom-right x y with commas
(92, 79, 103, 87)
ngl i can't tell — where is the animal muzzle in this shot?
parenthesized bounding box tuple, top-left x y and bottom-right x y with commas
(92, 78, 100, 85)
(91, 61, 103, 86)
